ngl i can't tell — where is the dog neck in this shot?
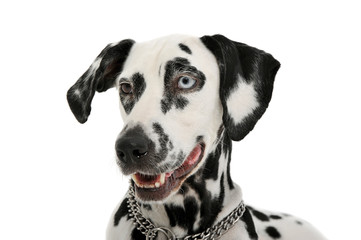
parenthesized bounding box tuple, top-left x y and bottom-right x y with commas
(138, 132, 243, 237)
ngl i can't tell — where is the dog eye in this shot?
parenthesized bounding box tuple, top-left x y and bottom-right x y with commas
(177, 76, 197, 90)
(120, 83, 133, 94)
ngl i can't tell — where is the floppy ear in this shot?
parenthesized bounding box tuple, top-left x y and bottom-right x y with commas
(201, 34, 280, 141)
(67, 39, 135, 123)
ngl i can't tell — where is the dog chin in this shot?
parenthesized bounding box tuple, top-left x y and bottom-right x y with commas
(130, 143, 205, 202)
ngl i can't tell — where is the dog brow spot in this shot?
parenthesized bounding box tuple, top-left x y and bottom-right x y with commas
(179, 43, 192, 54)
(120, 72, 146, 114)
(161, 57, 206, 114)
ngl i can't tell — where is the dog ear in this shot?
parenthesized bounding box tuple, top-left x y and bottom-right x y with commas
(67, 39, 135, 123)
(201, 34, 280, 141)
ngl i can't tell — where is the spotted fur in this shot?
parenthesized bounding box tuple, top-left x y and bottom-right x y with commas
(161, 57, 206, 114)
(119, 72, 146, 114)
(67, 34, 326, 240)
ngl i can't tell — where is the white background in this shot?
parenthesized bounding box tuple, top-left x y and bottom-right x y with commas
(1, 1, 360, 239)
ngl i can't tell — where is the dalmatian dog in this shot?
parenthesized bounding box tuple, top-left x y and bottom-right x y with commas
(67, 34, 326, 240)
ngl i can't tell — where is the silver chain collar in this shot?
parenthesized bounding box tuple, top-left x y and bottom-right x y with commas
(127, 185, 246, 240)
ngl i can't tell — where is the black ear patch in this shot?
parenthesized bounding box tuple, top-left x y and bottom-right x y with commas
(67, 39, 134, 123)
(200, 34, 280, 141)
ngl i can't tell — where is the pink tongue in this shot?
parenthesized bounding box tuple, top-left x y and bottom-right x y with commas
(134, 144, 202, 185)
(183, 144, 202, 167)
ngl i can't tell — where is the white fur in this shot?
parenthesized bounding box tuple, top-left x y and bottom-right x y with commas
(226, 75, 259, 125)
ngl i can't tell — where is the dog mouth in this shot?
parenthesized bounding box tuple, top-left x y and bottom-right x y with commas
(131, 143, 205, 202)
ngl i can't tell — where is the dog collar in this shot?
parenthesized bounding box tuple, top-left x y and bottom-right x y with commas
(127, 185, 246, 240)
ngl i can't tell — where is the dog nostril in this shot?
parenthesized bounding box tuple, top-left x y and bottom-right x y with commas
(133, 150, 148, 159)
(118, 151, 125, 158)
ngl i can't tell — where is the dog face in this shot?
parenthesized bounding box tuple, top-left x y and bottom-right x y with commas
(67, 34, 280, 202)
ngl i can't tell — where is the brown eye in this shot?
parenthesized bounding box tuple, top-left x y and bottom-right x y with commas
(120, 83, 133, 94)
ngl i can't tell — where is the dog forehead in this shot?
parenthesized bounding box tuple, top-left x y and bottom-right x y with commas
(119, 34, 218, 79)
(116, 34, 221, 121)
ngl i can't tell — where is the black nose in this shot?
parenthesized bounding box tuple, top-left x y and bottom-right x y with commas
(115, 126, 151, 165)
(116, 136, 149, 160)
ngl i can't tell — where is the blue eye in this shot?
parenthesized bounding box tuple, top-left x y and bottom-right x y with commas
(177, 76, 197, 89)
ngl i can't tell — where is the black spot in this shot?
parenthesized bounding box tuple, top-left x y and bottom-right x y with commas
(184, 197, 199, 229)
(161, 97, 172, 114)
(142, 204, 152, 211)
(242, 207, 258, 240)
(132, 72, 146, 95)
(179, 184, 189, 194)
(168, 140, 174, 151)
(153, 123, 169, 148)
(179, 43, 192, 54)
(120, 72, 146, 114)
(175, 96, 189, 109)
(296, 220, 303, 225)
(269, 215, 282, 220)
(152, 122, 170, 161)
(251, 209, 270, 222)
(113, 198, 129, 226)
(217, 125, 224, 139)
(164, 197, 199, 232)
(223, 133, 234, 189)
(265, 226, 281, 239)
(202, 142, 221, 180)
(165, 204, 185, 228)
(131, 228, 145, 240)
(161, 57, 206, 114)
(183, 174, 225, 233)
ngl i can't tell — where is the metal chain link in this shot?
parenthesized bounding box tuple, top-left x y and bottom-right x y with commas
(183, 201, 246, 240)
(127, 185, 246, 240)
(127, 185, 158, 239)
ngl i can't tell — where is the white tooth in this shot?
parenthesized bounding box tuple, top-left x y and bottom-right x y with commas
(131, 175, 139, 186)
(155, 182, 160, 188)
(160, 173, 166, 185)
(132, 174, 148, 188)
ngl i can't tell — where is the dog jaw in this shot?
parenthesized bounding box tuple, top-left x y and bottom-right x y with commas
(131, 143, 205, 202)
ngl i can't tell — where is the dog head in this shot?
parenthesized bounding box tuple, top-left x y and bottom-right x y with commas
(67, 34, 280, 202)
